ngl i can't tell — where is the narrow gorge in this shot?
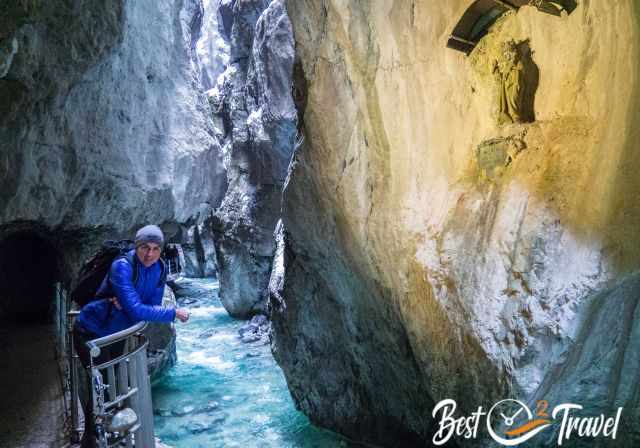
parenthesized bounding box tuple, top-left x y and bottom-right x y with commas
(1, 1, 639, 447)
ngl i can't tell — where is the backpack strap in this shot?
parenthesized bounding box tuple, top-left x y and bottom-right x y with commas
(111, 251, 139, 286)
(157, 258, 167, 288)
(129, 252, 140, 286)
(101, 252, 137, 323)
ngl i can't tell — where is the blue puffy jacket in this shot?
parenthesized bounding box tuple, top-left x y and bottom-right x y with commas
(77, 250, 176, 337)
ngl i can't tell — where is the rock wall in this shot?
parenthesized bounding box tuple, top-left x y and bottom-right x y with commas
(272, 1, 640, 446)
(197, 0, 230, 90)
(147, 284, 180, 381)
(204, 0, 296, 317)
(0, 1, 228, 395)
(182, 217, 218, 278)
(0, 0, 227, 281)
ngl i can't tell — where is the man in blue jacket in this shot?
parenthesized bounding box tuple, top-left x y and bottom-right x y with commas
(73, 224, 190, 447)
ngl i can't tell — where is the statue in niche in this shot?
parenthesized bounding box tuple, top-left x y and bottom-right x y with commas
(493, 40, 526, 125)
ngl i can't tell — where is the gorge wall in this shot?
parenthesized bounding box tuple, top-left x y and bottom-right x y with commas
(3, 1, 640, 446)
(207, 0, 296, 317)
(0, 0, 227, 308)
(271, 1, 640, 446)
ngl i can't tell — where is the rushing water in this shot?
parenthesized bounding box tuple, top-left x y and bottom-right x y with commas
(152, 277, 347, 448)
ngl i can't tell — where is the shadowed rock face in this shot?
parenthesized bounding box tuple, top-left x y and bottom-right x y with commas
(531, 272, 640, 447)
(182, 218, 218, 278)
(147, 286, 180, 381)
(271, 1, 640, 446)
(205, 0, 296, 318)
(0, 0, 227, 378)
(0, 0, 227, 267)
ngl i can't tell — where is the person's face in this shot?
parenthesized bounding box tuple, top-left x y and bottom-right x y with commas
(136, 242, 162, 267)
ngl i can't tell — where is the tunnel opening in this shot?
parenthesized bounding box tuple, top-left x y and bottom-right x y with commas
(0, 230, 61, 324)
(0, 228, 70, 446)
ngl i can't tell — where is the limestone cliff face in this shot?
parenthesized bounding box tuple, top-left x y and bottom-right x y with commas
(206, 0, 296, 317)
(182, 217, 218, 278)
(272, 1, 640, 445)
(0, 0, 227, 271)
(197, 0, 230, 91)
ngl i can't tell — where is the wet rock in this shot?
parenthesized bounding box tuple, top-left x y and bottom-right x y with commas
(171, 404, 196, 417)
(147, 287, 179, 381)
(182, 217, 218, 278)
(204, 0, 296, 318)
(170, 277, 212, 299)
(239, 313, 268, 332)
(154, 407, 172, 417)
(238, 314, 271, 344)
(199, 401, 220, 413)
(184, 421, 212, 434)
(206, 412, 229, 425)
(241, 334, 261, 343)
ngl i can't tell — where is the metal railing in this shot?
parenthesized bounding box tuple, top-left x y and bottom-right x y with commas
(164, 243, 184, 279)
(68, 312, 156, 447)
(68, 310, 81, 442)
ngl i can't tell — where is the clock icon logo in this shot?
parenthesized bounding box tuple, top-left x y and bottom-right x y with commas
(487, 399, 552, 446)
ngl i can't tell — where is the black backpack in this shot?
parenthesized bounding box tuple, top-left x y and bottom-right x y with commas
(71, 239, 166, 307)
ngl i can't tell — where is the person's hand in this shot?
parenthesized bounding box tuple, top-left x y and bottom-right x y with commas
(108, 296, 122, 310)
(175, 308, 190, 323)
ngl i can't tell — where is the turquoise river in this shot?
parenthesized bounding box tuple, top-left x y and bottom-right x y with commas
(152, 277, 349, 448)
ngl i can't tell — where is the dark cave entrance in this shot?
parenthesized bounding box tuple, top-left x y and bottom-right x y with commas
(0, 230, 68, 446)
(0, 231, 61, 324)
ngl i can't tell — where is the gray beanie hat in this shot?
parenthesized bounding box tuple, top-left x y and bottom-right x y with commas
(135, 224, 164, 247)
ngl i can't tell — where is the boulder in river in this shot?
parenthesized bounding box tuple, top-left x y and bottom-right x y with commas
(239, 314, 271, 344)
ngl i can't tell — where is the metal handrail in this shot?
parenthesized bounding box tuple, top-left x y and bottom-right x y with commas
(86, 321, 147, 358)
(68, 314, 156, 448)
(89, 326, 155, 448)
(67, 311, 81, 443)
(93, 343, 146, 370)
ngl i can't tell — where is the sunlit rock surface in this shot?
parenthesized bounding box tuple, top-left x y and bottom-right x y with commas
(271, 1, 640, 446)
(203, 0, 296, 317)
(197, 0, 230, 90)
